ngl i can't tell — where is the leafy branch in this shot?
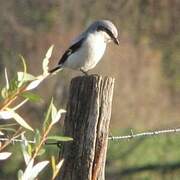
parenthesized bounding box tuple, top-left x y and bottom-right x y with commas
(0, 45, 53, 130)
(17, 100, 72, 180)
(0, 45, 72, 180)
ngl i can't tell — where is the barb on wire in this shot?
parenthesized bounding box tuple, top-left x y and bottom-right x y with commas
(108, 127, 180, 141)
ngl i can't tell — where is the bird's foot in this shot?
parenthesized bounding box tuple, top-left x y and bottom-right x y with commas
(80, 69, 89, 76)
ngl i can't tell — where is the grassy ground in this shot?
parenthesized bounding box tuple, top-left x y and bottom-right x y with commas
(106, 129, 180, 179)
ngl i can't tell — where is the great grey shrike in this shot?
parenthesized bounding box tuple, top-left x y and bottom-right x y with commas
(49, 20, 119, 75)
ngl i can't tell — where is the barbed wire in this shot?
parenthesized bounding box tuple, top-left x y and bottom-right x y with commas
(1, 127, 180, 144)
(108, 127, 180, 140)
(0, 137, 63, 146)
(0, 137, 35, 144)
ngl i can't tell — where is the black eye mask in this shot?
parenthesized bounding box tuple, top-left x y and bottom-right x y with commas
(96, 25, 119, 45)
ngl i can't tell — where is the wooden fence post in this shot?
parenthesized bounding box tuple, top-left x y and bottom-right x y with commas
(59, 75, 115, 180)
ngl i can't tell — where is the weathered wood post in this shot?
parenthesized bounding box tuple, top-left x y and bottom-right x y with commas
(59, 75, 114, 180)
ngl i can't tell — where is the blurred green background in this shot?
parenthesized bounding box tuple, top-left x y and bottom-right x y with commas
(0, 0, 180, 179)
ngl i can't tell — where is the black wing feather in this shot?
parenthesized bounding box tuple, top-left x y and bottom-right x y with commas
(58, 37, 85, 65)
(49, 37, 85, 74)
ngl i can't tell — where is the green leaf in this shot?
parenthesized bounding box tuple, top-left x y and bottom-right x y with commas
(0, 152, 12, 160)
(0, 124, 17, 132)
(43, 99, 53, 132)
(1, 87, 8, 99)
(17, 72, 36, 82)
(55, 159, 64, 173)
(0, 123, 17, 128)
(18, 55, 27, 87)
(51, 156, 56, 173)
(34, 129, 41, 146)
(27, 144, 32, 157)
(17, 169, 23, 180)
(43, 45, 54, 75)
(9, 77, 19, 91)
(4, 68, 10, 90)
(51, 103, 57, 122)
(13, 99, 28, 111)
(0, 127, 16, 133)
(46, 136, 73, 142)
(17, 55, 27, 88)
(0, 110, 13, 119)
(21, 92, 42, 102)
(19, 55, 27, 74)
(1, 76, 19, 99)
(29, 161, 49, 179)
(51, 109, 66, 125)
(21, 134, 31, 165)
(25, 76, 45, 91)
(1, 77, 19, 98)
(37, 148, 46, 156)
(7, 109, 34, 131)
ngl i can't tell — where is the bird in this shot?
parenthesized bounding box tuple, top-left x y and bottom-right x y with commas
(49, 20, 119, 75)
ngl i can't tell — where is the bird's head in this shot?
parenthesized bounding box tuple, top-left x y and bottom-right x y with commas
(87, 20, 119, 45)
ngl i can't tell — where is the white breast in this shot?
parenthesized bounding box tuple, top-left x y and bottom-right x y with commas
(63, 32, 107, 71)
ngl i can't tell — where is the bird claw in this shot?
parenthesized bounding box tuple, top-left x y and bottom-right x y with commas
(80, 69, 89, 76)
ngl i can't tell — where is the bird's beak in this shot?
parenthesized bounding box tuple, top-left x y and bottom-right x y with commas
(114, 37, 120, 45)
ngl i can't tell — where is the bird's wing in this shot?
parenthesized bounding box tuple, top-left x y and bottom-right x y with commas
(58, 36, 86, 65)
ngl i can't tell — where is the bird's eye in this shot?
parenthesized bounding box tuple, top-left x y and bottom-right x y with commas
(96, 26, 100, 31)
(96, 25, 104, 32)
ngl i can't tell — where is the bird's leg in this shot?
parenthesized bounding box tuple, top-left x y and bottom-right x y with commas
(80, 69, 89, 76)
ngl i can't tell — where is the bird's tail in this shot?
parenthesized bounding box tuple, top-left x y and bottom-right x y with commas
(48, 65, 63, 74)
